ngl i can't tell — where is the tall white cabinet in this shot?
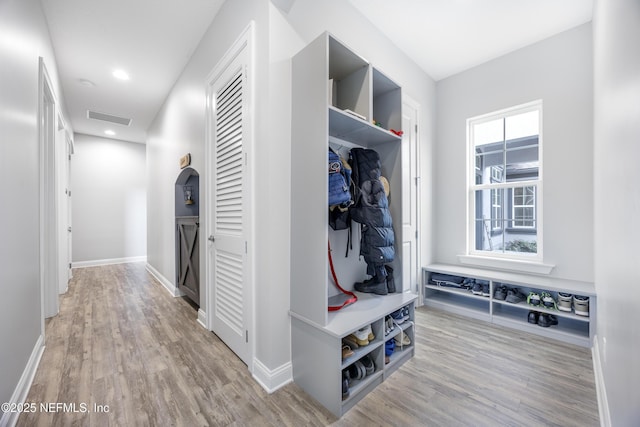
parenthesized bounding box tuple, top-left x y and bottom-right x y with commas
(290, 32, 418, 417)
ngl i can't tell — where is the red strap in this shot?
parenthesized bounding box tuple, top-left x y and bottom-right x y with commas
(328, 240, 357, 311)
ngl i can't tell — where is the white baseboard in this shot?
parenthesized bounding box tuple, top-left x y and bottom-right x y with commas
(0, 335, 45, 427)
(145, 263, 182, 297)
(197, 309, 208, 329)
(72, 256, 147, 268)
(252, 358, 292, 394)
(592, 336, 611, 427)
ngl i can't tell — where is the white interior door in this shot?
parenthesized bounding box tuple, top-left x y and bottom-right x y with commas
(206, 26, 253, 366)
(401, 99, 420, 293)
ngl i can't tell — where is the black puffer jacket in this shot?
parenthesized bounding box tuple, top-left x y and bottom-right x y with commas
(349, 148, 394, 275)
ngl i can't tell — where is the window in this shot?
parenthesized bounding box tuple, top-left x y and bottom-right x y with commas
(468, 101, 542, 258)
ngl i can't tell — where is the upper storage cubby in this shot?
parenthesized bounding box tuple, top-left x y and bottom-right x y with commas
(328, 37, 369, 120)
(325, 35, 402, 146)
(372, 68, 401, 132)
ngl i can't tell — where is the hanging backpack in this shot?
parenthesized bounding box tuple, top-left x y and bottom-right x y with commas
(328, 148, 353, 208)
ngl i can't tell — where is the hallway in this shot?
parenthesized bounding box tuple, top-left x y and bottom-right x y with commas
(17, 263, 598, 426)
(17, 263, 332, 426)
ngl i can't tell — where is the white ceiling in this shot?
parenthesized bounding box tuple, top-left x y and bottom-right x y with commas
(348, 0, 593, 81)
(41, 0, 225, 143)
(41, 0, 593, 144)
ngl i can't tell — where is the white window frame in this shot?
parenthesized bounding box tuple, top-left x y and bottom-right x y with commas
(467, 100, 543, 260)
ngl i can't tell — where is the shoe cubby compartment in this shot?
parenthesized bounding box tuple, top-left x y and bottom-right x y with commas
(423, 273, 491, 322)
(384, 318, 415, 377)
(423, 264, 596, 348)
(291, 293, 416, 417)
(341, 345, 384, 411)
(491, 303, 590, 345)
(341, 318, 384, 370)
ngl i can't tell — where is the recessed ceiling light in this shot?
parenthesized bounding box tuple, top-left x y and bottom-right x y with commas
(104, 130, 116, 136)
(112, 69, 130, 81)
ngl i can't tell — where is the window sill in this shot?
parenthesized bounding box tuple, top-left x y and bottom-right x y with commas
(457, 254, 555, 275)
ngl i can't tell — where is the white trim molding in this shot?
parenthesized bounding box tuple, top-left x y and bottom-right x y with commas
(0, 335, 45, 427)
(252, 358, 292, 394)
(145, 263, 183, 297)
(72, 256, 147, 268)
(458, 254, 555, 275)
(592, 336, 611, 427)
(197, 309, 207, 329)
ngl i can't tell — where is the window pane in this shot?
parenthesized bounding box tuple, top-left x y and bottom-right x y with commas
(473, 118, 503, 146)
(506, 136, 538, 181)
(475, 188, 505, 234)
(475, 219, 506, 253)
(504, 233, 537, 254)
(505, 110, 538, 140)
(512, 186, 536, 228)
(491, 188, 503, 229)
(475, 143, 504, 184)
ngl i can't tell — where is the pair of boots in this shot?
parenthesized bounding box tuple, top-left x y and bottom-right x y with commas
(354, 265, 395, 295)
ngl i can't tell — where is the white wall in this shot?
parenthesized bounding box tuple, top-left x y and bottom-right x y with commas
(147, 0, 435, 386)
(71, 134, 147, 264)
(593, 0, 640, 424)
(0, 0, 67, 407)
(435, 23, 594, 283)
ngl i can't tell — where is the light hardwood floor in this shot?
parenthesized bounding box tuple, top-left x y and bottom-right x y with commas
(18, 263, 599, 426)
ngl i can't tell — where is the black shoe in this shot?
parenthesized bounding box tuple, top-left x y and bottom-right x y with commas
(348, 360, 366, 381)
(494, 285, 507, 300)
(342, 371, 350, 400)
(528, 310, 539, 324)
(506, 288, 526, 304)
(354, 276, 388, 295)
(361, 355, 375, 376)
(385, 265, 396, 293)
(538, 313, 558, 327)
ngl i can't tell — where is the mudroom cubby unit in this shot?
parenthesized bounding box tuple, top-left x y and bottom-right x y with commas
(423, 264, 596, 347)
(290, 294, 416, 417)
(290, 32, 416, 417)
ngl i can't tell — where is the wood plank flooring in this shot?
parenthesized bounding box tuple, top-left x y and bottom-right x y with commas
(18, 263, 599, 426)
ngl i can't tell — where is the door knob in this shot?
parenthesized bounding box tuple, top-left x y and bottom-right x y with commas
(208, 235, 215, 242)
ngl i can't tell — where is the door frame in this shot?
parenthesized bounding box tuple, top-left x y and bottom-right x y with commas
(204, 22, 255, 369)
(403, 95, 421, 294)
(39, 57, 59, 323)
(56, 114, 73, 293)
(66, 133, 74, 282)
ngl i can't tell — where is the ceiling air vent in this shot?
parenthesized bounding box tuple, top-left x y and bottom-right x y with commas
(87, 110, 132, 126)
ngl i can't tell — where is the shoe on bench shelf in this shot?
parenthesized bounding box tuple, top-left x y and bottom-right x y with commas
(538, 313, 558, 327)
(354, 275, 388, 295)
(505, 288, 526, 304)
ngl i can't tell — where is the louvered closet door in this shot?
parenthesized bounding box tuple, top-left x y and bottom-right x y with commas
(208, 42, 251, 365)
